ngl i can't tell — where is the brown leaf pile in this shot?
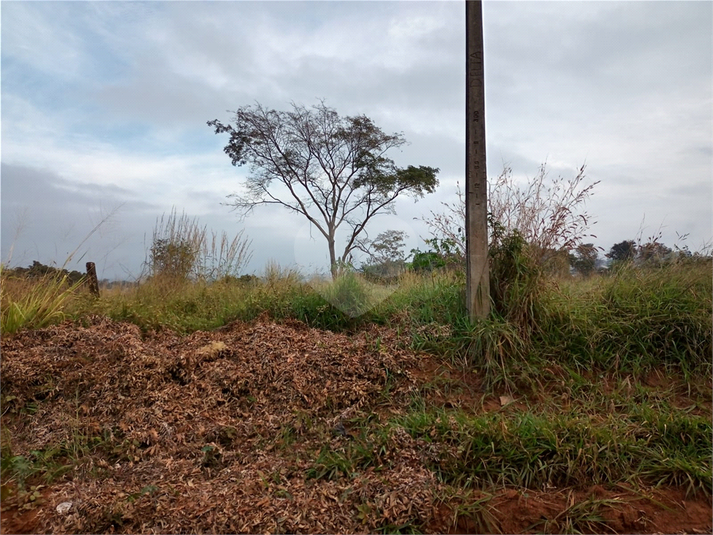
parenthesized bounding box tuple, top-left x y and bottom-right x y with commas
(1, 315, 446, 533)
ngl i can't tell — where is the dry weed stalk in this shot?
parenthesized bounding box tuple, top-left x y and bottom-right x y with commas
(147, 208, 252, 282)
(423, 163, 599, 265)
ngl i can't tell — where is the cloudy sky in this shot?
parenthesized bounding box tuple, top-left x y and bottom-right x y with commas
(2, 0, 711, 280)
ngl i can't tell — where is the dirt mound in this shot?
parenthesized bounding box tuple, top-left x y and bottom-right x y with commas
(1, 316, 711, 534)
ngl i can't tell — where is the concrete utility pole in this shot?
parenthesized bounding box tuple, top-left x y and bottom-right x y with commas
(465, 0, 490, 320)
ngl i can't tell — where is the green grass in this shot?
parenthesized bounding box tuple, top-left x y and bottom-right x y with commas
(34, 267, 464, 335)
(0, 426, 114, 491)
(533, 494, 623, 534)
(395, 407, 711, 495)
(536, 263, 712, 377)
(305, 426, 391, 482)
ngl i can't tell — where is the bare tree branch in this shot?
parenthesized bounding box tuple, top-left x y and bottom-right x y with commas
(209, 102, 438, 277)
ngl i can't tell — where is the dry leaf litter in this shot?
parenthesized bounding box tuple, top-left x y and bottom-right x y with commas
(1, 315, 448, 533)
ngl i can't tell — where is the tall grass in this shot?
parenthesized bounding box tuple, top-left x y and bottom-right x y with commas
(538, 260, 712, 376)
(67, 262, 466, 334)
(1, 267, 87, 335)
(1, 207, 122, 336)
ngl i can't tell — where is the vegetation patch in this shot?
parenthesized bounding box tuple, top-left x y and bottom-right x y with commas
(1, 247, 711, 532)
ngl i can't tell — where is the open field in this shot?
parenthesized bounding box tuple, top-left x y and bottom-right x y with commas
(1, 262, 711, 533)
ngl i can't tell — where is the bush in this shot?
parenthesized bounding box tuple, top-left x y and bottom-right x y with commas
(410, 238, 464, 273)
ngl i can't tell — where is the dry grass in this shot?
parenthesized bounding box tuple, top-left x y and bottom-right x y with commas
(0, 269, 87, 335)
(421, 162, 599, 267)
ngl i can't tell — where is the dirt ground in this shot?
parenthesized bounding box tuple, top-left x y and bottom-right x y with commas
(1, 315, 711, 534)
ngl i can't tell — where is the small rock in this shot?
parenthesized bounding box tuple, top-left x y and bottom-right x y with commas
(332, 422, 353, 439)
(56, 501, 73, 515)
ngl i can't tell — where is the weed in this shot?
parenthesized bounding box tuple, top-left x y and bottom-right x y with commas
(377, 520, 422, 534)
(395, 408, 712, 493)
(126, 485, 159, 503)
(305, 446, 355, 481)
(534, 494, 622, 534)
(453, 493, 500, 534)
(306, 430, 390, 482)
(275, 425, 297, 449)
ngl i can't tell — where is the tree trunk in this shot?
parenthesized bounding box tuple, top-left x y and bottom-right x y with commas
(328, 235, 338, 279)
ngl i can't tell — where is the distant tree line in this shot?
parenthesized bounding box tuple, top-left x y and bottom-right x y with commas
(399, 235, 710, 278)
(3, 261, 85, 284)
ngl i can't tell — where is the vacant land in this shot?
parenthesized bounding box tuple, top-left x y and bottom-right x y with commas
(1, 263, 711, 533)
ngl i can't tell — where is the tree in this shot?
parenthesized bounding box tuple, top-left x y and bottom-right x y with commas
(637, 240, 672, 266)
(208, 101, 439, 278)
(410, 237, 463, 273)
(607, 240, 636, 263)
(6, 261, 84, 285)
(147, 209, 252, 282)
(358, 230, 409, 279)
(150, 239, 199, 281)
(569, 243, 599, 277)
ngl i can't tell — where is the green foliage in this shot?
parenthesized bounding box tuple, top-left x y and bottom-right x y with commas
(534, 496, 621, 534)
(150, 238, 198, 281)
(638, 242, 673, 266)
(321, 270, 372, 318)
(607, 240, 636, 263)
(538, 261, 712, 376)
(397, 408, 711, 493)
(569, 243, 599, 277)
(1, 425, 115, 493)
(147, 208, 252, 283)
(488, 229, 543, 332)
(360, 230, 409, 281)
(606, 233, 710, 270)
(410, 250, 445, 272)
(410, 238, 463, 273)
(3, 261, 84, 284)
(306, 433, 387, 482)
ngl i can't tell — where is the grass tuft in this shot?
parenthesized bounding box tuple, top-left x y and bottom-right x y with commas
(1, 269, 87, 335)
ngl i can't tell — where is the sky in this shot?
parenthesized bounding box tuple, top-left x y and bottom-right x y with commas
(2, 0, 711, 281)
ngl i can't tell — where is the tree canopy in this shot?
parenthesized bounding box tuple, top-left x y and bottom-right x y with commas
(358, 229, 409, 280)
(208, 101, 438, 277)
(569, 243, 599, 276)
(607, 240, 637, 263)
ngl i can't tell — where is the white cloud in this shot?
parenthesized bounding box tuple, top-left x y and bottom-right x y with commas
(1, 1, 711, 278)
(2, 3, 85, 80)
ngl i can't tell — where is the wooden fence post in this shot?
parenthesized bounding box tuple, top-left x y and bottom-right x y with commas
(86, 262, 100, 298)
